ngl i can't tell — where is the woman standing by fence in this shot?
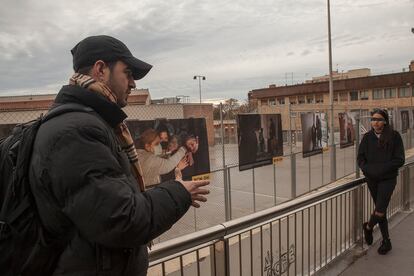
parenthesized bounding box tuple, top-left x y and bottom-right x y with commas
(357, 108, 405, 255)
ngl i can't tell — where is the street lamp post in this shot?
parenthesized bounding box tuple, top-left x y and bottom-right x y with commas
(193, 75, 206, 103)
(327, 0, 336, 181)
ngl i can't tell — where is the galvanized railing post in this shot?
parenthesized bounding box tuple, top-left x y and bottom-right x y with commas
(227, 166, 232, 220)
(273, 163, 277, 206)
(308, 155, 312, 191)
(223, 166, 230, 221)
(221, 102, 232, 222)
(291, 153, 297, 198)
(359, 185, 364, 249)
(403, 166, 411, 211)
(355, 114, 360, 178)
(214, 240, 228, 276)
(330, 109, 337, 182)
(289, 103, 296, 198)
(252, 168, 256, 212)
(353, 186, 361, 248)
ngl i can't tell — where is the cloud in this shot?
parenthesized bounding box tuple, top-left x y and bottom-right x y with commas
(0, 0, 412, 102)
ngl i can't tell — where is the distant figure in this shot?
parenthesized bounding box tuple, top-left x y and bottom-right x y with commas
(311, 121, 317, 151)
(315, 115, 322, 148)
(258, 128, 265, 154)
(268, 118, 277, 155)
(346, 117, 354, 143)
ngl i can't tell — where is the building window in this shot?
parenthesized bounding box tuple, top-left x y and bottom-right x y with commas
(298, 96, 305, 104)
(350, 91, 358, 101)
(261, 99, 268, 106)
(289, 97, 297, 105)
(339, 92, 348, 102)
(333, 92, 338, 102)
(359, 90, 369, 100)
(306, 95, 314, 104)
(372, 89, 383, 99)
(384, 88, 396, 99)
(277, 97, 285, 105)
(315, 94, 324, 103)
(398, 87, 410, 98)
(269, 98, 276, 106)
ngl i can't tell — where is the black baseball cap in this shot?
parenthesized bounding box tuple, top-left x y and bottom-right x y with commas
(71, 35, 152, 80)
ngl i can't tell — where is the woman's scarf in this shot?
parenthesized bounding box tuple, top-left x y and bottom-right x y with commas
(69, 73, 145, 192)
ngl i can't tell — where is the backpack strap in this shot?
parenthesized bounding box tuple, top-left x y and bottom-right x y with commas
(42, 103, 94, 123)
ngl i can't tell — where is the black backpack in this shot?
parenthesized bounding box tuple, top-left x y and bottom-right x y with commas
(0, 103, 93, 276)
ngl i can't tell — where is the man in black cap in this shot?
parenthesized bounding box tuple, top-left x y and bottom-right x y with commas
(29, 35, 209, 276)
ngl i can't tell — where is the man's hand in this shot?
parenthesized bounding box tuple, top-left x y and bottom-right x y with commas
(178, 180, 210, 208)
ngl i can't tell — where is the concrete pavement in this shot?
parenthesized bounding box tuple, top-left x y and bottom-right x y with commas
(341, 211, 414, 276)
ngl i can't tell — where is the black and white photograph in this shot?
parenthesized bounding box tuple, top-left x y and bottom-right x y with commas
(412, 109, 414, 129)
(400, 110, 409, 134)
(301, 112, 327, 158)
(126, 118, 210, 185)
(338, 112, 355, 149)
(237, 114, 283, 171)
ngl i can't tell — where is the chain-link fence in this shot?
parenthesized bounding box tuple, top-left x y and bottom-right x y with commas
(1, 103, 413, 243)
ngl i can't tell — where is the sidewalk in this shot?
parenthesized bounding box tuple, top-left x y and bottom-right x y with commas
(341, 211, 414, 276)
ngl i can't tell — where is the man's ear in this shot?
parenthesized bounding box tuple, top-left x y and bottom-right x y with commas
(92, 60, 108, 81)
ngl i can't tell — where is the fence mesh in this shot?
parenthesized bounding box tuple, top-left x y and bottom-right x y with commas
(1, 104, 413, 243)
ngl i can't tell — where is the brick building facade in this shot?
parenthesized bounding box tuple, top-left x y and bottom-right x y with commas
(0, 89, 214, 145)
(248, 60, 414, 137)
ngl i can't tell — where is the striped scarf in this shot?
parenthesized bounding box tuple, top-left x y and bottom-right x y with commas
(69, 73, 145, 192)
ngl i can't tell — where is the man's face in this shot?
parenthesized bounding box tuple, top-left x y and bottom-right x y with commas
(186, 137, 199, 153)
(105, 61, 136, 107)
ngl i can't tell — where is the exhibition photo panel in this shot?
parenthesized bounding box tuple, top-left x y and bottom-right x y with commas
(301, 112, 328, 158)
(338, 112, 356, 149)
(237, 113, 283, 171)
(126, 118, 210, 181)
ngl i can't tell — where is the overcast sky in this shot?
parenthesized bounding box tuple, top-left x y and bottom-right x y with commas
(0, 0, 413, 103)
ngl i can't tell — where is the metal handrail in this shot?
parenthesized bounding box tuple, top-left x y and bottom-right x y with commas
(149, 177, 365, 264)
(149, 160, 413, 266)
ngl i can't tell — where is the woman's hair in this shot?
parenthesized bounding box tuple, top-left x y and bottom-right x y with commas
(139, 128, 158, 149)
(371, 108, 394, 148)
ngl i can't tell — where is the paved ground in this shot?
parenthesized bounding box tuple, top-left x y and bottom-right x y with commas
(341, 211, 414, 276)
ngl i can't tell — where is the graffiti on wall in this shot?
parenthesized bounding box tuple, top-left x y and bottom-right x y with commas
(264, 244, 295, 276)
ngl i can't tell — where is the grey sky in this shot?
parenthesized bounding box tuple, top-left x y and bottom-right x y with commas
(0, 0, 413, 103)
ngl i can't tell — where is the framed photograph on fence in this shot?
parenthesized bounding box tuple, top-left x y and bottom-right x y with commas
(237, 113, 283, 171)
(126, 118, 210, 183)
(300, 112, 327, 158)
(400, 110, 409, 134)
(338, 112, 355, 149)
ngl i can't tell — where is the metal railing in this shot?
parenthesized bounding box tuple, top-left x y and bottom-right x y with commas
(148, 161, 413, 276)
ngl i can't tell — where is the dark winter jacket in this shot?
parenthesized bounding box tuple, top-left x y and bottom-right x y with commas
(357, 129, 405, 181)
(29, 85, 192, 276)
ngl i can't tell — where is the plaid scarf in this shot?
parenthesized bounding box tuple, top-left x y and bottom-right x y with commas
(69, 73, 145, 192)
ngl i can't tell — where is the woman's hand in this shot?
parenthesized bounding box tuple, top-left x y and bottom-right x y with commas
(177, 156, 189, 170)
